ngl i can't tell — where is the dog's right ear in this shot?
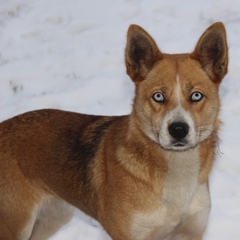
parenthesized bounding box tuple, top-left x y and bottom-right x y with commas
(125, 25, 162, 83)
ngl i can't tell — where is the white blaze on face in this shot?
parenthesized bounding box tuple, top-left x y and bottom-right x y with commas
(158, 74, 197, 150)
(175, 74, 182, 103)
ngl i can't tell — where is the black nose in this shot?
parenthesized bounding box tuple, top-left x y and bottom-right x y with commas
(168, 122, 189, 140)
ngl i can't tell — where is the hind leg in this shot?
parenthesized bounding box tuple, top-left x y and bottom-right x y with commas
(0, 220, 17, 240)
(0, 208, 37, 240)
(0, 193, 38, 240)
(30, 197, 74, 240)
(0, 168, 40, 240)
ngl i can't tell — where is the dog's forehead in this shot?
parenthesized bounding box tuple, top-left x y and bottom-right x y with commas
(145, 54, 210, 89)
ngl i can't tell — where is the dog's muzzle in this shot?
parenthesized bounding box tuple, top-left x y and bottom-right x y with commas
(166, 121, 191, 149)
(157, 107, 197, 151)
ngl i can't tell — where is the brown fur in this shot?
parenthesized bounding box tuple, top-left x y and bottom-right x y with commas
(0, 22, 228, 240)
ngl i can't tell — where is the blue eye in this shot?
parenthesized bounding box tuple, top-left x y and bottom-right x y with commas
(191, 91, 204, 102)
(152, 92, 165, 103)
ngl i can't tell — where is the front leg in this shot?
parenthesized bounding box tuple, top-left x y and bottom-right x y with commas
(184, 183, 210, 240)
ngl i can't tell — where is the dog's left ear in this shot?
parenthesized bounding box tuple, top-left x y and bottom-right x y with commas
(125, 25, 162, 83)
(191, 22, 228, 84)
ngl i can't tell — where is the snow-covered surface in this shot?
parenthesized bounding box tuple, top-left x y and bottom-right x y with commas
(0, 0, 240, 239)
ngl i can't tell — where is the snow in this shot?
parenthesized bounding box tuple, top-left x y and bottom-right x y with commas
(0, 0, 240, 239)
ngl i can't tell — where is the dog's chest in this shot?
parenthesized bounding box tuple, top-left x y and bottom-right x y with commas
(162, 149, 200, 211)
(131, 148, 204, 240)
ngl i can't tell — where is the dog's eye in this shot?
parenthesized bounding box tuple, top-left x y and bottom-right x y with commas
(152, 92, 165, 103)
(190, 91, 204, 102)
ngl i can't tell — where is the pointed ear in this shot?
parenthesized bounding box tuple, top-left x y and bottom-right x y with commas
(191, 22, 228, 84)
(125, 25, 162, 83)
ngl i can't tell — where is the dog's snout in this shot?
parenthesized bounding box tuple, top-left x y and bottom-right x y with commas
(168, 122, 189, 140)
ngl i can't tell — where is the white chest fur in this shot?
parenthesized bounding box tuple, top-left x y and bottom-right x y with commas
(162, 147, 200, 215)
(131, 147, 210, 240)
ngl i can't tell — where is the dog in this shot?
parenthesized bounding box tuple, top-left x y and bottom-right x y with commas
(0, 22, 228, 240)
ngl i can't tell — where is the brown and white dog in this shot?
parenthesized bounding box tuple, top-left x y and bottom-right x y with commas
(0, 22, 228, 240)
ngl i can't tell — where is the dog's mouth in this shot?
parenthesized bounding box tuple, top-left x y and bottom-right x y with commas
(173, 142, 186, 147)
(169, 141, 190, 151)
(172, 141, 194, 150)
(158, 139, 196, 151)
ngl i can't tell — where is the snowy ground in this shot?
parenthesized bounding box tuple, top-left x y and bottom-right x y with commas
(0, 0, 240, 239)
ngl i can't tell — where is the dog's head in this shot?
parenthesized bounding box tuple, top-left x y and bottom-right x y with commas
(126, 23, 228, 151)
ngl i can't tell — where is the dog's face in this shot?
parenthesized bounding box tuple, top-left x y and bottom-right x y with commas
(134, 56, 220, 151)
(126, 23, 228, 151)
